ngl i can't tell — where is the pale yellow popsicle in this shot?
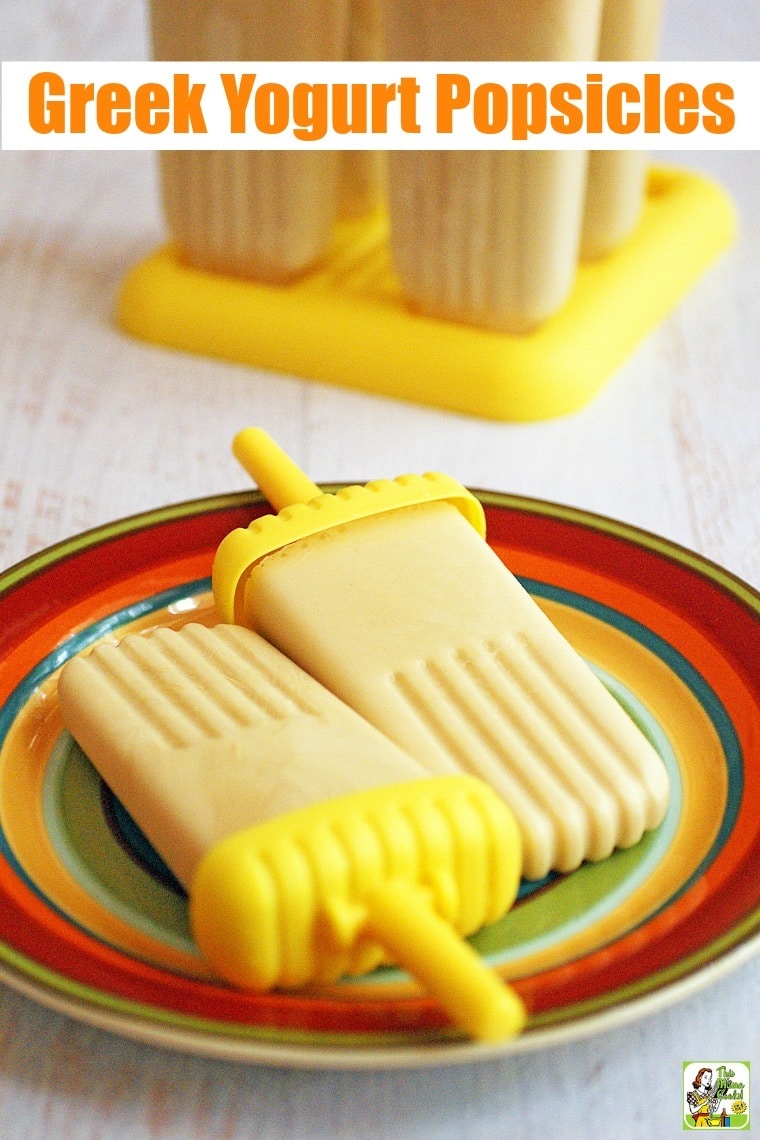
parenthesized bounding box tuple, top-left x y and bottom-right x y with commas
(383, 0, 604, 332)
(215, 429, 670, 881)
(339, 0, 387, 220)
(56, 620, 528, 1040)
(57, 622, 427, 889)
(150, 0, 350, 282)
(581, 0, 663, 259)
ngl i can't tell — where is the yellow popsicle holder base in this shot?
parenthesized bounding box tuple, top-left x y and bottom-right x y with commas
(117, 165, 735, 422)
(191, 775, 526, 1042)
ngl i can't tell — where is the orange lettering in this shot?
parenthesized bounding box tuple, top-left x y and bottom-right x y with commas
(254, 82, 289, 134)
(512, 83, 546, 141)
(644, 72, 661, 132)
(221, 72, 255, 133)
(293, 83, 328, 141)
(398, 76, 420, 133)
(664, 82, 699, 133)
(436, 73, 470, 133)
(607, 82, 640, 134)
(549, 83, 583, 133)
(96, 83, 130, 134)
(586, 73, 604, 133)
(134, 83, 170, 133)
(69, 83, 95, 133)
(28, 71, 65, 133)
(702, 82, 735, 134)
(371, 83, 396, 132)
(333, 84, 367, 133)
(473, 83, 508, 134)
(173, 73, 206, 133)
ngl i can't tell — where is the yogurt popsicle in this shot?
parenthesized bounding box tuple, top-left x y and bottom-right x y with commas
(581, 0, 663, 259)
(214, 428, 670, 881)
(338, 0, 387, 220)
(150, 0, 349, 282)
(383, 0, 604, 332)
(57, 621, 525, 1041)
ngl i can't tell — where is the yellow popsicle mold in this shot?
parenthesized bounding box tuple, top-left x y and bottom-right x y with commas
(116, 166, 736, 421)
(213, 427, 485, 625)
(190, 775, 526, 1042)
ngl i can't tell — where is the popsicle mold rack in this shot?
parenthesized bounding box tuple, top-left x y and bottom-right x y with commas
(117, 165, 735, 422)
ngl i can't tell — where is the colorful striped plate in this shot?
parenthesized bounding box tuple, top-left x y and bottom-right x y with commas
(0, 491, 758, 1069)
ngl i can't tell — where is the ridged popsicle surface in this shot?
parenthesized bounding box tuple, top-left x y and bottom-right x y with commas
(248, 502, 670, 880)
(57, 623, 428, 887)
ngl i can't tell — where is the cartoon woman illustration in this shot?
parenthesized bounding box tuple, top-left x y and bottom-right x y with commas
(686, 1068, 723, 1127)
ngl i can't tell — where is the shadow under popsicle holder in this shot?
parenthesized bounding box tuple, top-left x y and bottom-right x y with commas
(117, 165, 735, 422)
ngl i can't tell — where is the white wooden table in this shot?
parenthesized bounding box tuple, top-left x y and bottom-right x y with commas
(1, 4, 758, 1136)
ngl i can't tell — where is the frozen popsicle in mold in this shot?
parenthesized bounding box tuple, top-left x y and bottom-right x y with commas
(214, 428, 670, 881)
(382, 0, 604, 332)
(57, 621, 526, 1041)
(338, 0, 387, 220)
(150, 0, 349, 282)
(581, 0, 663, 259)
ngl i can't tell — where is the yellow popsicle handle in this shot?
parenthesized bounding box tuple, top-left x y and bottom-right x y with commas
(362, 880, 526, 1042)
(233, 427, 321, 509)
(191, 777, 526, 1043)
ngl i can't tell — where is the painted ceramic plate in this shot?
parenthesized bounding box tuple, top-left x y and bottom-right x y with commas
(0, 491, 758, 1069)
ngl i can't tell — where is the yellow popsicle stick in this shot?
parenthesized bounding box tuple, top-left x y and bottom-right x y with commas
(233, 427, 321, 509)
(362, 879, 526, 1042)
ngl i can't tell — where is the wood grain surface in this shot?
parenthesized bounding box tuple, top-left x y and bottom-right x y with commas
(0, 3, 758, 1136)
